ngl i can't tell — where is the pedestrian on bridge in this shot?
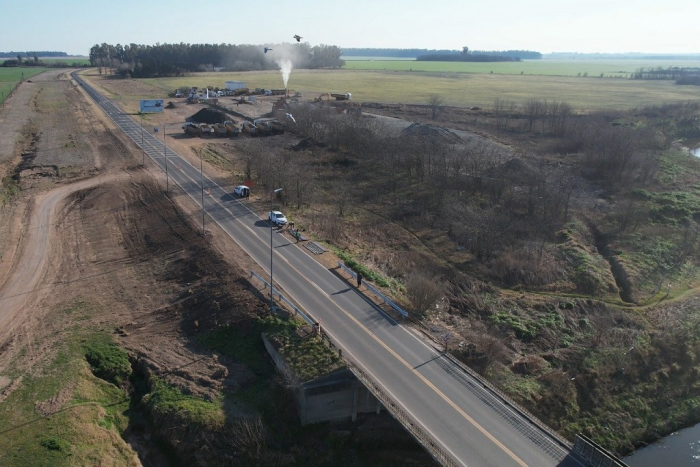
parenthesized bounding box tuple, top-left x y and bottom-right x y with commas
(356, 272, 363, 288)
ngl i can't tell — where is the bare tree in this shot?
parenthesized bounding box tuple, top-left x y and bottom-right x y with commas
(428, 95, 445, 120)
(406, 272, 444, 315)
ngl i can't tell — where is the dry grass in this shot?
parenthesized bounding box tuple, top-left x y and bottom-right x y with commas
(130, 69, 700, 111)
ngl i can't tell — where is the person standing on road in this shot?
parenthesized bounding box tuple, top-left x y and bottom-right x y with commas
(356, 272, 363, 288)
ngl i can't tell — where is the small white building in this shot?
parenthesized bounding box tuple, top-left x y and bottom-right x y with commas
(225, 81, 247, 91)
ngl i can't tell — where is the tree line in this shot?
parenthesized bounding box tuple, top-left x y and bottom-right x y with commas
(630, 66, 700, 85)
(341, 48, 541, 59)
(88, 42, 344, 78)
(417, 47, 539, 62)
(0, 51, 68, 58)
(417, 54, 522, 62)
(341, 48, 462, 58)
(1, 55, 88, 68)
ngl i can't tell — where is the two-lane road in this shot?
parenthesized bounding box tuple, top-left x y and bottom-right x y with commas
(73, 71, 585, 467)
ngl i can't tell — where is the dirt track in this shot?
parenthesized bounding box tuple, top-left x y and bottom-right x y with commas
(0, 69, 263, 411)
(0, 173, 127, 348)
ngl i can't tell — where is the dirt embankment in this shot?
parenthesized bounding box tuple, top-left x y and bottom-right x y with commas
(0, 70, 272, 464)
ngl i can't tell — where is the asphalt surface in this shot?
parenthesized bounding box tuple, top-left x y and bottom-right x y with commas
(73, 72, 587, 467)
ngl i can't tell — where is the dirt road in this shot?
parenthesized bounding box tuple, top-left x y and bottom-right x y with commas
(0, 173, 126, 348)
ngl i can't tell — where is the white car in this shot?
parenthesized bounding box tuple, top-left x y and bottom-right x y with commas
(233, 185, 250, 197)
(268, 211, 287, 226)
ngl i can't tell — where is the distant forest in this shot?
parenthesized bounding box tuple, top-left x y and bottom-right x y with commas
(631, 67, 700, 86)
(417, 48, 541, 62)
(89, 42, 344, 78)
(342, 48, 460, 58)
(343, 48, 542, 60)
(0, 51, 68, 58)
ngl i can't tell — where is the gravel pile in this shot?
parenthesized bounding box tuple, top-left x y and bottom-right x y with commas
(401, 123, 462, 144)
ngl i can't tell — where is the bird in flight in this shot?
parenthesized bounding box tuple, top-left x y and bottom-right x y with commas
(264, 47, 273, 54)
(293, 35, 303, 42)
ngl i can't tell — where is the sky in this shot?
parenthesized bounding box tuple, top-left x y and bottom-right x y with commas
(1, 0, 698, 56)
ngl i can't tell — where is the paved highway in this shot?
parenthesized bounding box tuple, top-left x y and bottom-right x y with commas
(73, 72, 586, 467)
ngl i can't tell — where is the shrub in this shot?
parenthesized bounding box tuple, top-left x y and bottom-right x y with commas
(40, 437, 70, 452)
(84, 341, 131, 386)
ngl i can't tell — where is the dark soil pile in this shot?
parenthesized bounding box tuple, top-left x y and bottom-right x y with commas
(287, 137, 325, 151)
(165, 101, 177, 109)
(187, 108, 228, 124)
(401, 122, 462, 144)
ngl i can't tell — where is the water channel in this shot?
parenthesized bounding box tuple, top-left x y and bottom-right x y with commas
(692, 146, 700, 158)
(624, 423, 700, 466)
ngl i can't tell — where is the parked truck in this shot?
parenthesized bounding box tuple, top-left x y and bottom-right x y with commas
(223, 120, 240, 136)
(254, 120, 272, 135)
(213, 123, 228, 137)
(183, 122, 202, 137)
(241, 121, 258, 135)
(268, 120, 285, 134)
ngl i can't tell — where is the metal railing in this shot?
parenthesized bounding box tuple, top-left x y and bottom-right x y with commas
(573, 435, 629, 467)
(408, 315, 573, 451)
(250, 270, 315, 326)
(337, 261, 408, 317)
(347, 360, 459, 467)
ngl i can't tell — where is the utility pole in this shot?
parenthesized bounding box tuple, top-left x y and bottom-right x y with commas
(163, 124, 168, 192)
(200, 151, 205, 235)
(140, 114, 144, 166)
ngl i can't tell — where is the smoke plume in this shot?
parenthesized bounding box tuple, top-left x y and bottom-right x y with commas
(275, 58, 293, 88)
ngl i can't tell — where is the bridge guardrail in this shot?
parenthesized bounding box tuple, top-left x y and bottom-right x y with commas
(337, 261, 408, 317)
(347, 360, 459, 467)
(250, 270, 316, 326)
(408, 315, 574, 451)
(573, 435, 629, 467)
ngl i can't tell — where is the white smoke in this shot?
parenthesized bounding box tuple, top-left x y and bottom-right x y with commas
(275, 58, 293, 88)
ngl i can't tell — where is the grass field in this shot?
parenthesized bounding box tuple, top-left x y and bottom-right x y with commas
(343, 58, 700, 77)
(135, 68, 700, 111)
(40, 57, 90, 65)
(0, 67, 46, 103)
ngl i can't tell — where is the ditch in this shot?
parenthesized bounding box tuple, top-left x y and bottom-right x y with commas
(588, 222, 635, 303)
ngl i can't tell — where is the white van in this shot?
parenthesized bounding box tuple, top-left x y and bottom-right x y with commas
(233, 185, 250, 197)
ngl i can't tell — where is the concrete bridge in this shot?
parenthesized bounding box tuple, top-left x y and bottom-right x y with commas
(72, 71, 628, 467)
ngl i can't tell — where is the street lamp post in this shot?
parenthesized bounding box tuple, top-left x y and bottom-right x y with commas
(270, 187, 283, 310)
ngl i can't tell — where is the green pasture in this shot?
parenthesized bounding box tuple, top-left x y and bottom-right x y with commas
(136, 68, 700, 111)
(0, 67, 46, 103)
(343, 58, 700, 77)
(40, 57, 90, 65)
